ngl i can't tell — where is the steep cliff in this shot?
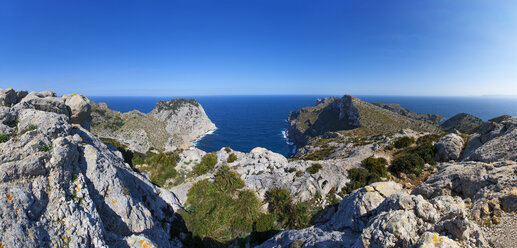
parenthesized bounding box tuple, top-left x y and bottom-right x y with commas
(91, 98, 216, 153)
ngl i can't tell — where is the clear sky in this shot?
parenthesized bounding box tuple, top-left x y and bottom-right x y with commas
(1, 0, 516, 96)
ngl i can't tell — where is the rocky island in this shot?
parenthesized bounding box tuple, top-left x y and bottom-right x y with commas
(1, 88, 517, 248)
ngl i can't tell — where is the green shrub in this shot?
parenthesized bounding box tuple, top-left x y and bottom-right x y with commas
(302, 146, 336, 160)
(362, 157, 387, 177)
(27, 124, 37, 131)
(193, 153, 218, 175)
(181, 170, 263, 243)
(417, 134, 445, 145)
(394, 137, 415, 149)
(215, 165, 245, 192)
(131, 151, 180, 187)
(227, 153, 238, 163)
(224, 147, 232, 153)
(295, 171, 303, 177)
(405, 143, 437, 166)
(265, 188, 318, 229)
(0, 134, 10, 143)
(344, 168, 380, 194)
(389, 153, 425, 176)
(39, 144, 51, 152)
(306, 163, 322, 174)
(255, 214, 277, 232)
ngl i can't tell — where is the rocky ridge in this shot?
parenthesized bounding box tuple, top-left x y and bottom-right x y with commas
(0, 89, 183, 247)
(287, 95, 442, 148)
(90, 98, 216, 153)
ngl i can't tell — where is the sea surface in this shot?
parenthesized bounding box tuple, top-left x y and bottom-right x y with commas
(89, 95, 517, 157)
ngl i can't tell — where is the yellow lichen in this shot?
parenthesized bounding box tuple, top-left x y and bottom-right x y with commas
(0, 242, 4, 248)
(140, 240, 144, 246)
(6, 193, 13, 201)
(75, 187, 80, 191)
(112, 200, 116, 204)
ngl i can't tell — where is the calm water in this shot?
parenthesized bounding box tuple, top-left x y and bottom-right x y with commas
(89, 95, 517, 156)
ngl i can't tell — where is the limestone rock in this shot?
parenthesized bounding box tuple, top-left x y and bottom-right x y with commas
(62, 94, 92, 130)
(434, 133, 464, 162)
(0, 97, 184, 247)
(465, 117, 517, 162)
(327, 182, 403, 232)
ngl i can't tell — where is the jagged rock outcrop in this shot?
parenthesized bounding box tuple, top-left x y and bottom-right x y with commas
(372, 102, 444, 124)
(463, 116, 517, 162)
(441, 113, 484, 134)
(287, 95, 441, 148)
(0, 90, 183, 247)
(434, 133, 464, 162)
(91, 98, 216, 153)
(258, 182, 488, 248)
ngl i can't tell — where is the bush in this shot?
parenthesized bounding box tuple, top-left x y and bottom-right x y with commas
(362, 157, 387, 177)
(306, 163, 322, 174)
(193, 153, 218, 175)
(131, 151, 180, 187)
(394, 137, 415, 149)
(302, 146, 336, 161)
(255, 214, 277, 233)
(406, 143, 437, 166)
(227, 153, 238, 163)
(224, 147, 232, 153)
(181, 169, 262, 243)
(39, 144, 51, 152)
(389, 153, 425, 176)
(417, 134, 444, 145)
(344, 168, 381, 194)
(0, 134, 10, 143)
(215, 165, 245, 192)
(295, 171, 303, 177)
(265, 188, 318, 229)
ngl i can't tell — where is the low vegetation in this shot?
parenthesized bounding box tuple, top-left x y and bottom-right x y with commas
(0, 133, 10, 143)
(344, 157, 387, 194)
(265, 188, 320, 229)
(306, 163, 322, 174)
(193, 153, 218, 175)
(302, 145, 337, 160)
(227, 153, 238, 163)
(389, 135, 439, 177)
(394, 136, 415, 149)
(181, 166, 263, 245)
(131, 151, 180, 187)
(389, 153, 425, 177)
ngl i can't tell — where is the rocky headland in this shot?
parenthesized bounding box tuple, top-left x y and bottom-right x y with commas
(1, 88, 517, 248)
(91, 98, 216, 153)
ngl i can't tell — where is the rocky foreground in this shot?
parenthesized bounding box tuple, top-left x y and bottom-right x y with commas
(1, 88, 517, 248)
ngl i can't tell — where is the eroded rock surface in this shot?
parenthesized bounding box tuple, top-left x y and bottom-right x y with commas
(0, 91, 183, 247)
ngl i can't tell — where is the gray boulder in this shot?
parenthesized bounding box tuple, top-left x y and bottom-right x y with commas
(14, 92, 70, 116)
(62, 94, 92, 130)
(434, 133, 464, 162)
(0, 88, 18, 107)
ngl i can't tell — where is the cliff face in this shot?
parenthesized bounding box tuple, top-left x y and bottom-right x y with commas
(287, 95, 441, 148)
(0, 89, 183, 247)
(91, 98, 216, 153)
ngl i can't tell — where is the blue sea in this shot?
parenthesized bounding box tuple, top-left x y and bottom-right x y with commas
(89, 95, 517, 157)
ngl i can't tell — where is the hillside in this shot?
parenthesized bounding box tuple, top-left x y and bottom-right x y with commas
(90, 98, 216, 153)
(287, 95, 442, 147)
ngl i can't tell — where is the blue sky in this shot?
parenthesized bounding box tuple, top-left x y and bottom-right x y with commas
(1, 0, 516, 96)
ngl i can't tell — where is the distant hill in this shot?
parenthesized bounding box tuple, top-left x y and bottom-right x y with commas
(287, 95, 442, 147)
(441, 113, 483, 134)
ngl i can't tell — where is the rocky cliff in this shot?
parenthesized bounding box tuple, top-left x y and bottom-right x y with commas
(287, 95, 441, 148)
(90, 98, 216, 153)
(0, 89, 183, 247)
